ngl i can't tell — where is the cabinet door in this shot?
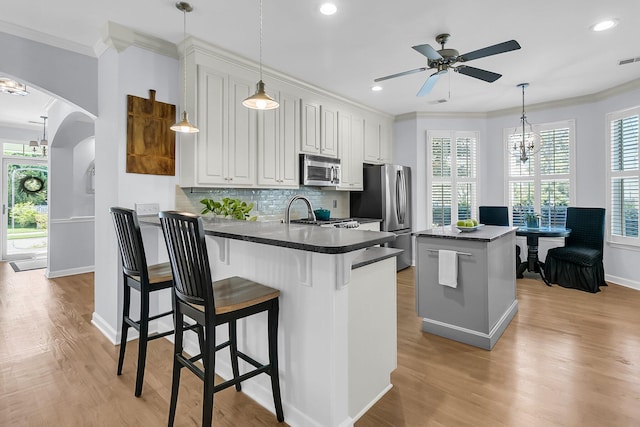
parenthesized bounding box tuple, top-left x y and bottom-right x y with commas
(321, 105, 338, 157)
(350, 115, 364, 189)
(379, 121, 393, 163)
(279, 92, 300, 186)
(301, 101, 320, 154)
(338, 112, 352, 189)
(227, 76, 257, 186)
(258, 91, 300, 187)
(198, 68, 227, 185)
(364, 120, 381, 163)
(257, 95, 279, 186)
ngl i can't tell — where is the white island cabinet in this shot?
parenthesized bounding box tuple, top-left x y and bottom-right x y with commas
(142, 217, 399, 427)
(414, 225, 518, 350)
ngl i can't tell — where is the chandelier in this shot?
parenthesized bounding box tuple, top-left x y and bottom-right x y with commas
(510, 83, 541, 163)
(0, 77, 29, 96)
(29, 116, 48, 156)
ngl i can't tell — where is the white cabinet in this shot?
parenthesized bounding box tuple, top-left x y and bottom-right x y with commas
(300, 100, 338, 157)
(185, 66, 256, 187)
(338, 111, 364, 191)
(258, 90, 300, 188)
(364, 118, 393, 164)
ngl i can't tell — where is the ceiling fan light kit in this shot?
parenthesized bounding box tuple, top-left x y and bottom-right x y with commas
(170, 1, 199, 134)
(243, 0, 279, 110)
(375, 33, 521, 96)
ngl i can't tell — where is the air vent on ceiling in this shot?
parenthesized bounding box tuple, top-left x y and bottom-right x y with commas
(618, 57, 640, 65)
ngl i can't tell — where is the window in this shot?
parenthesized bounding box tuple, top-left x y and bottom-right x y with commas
(607, 107, 639, 245)
(505, 120, 575, 227)
(427, 131, 478, 227)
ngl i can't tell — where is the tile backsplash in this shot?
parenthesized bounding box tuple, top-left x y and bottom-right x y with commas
(176, 186, 350, 221)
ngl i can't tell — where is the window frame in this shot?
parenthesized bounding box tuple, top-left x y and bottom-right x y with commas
(503, 119, 576, 226)
(426, 130, 479, 227)
(606, 106, 640, 247)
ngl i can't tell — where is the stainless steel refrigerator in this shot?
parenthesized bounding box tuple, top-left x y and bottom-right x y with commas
(350, 164, 412, 270)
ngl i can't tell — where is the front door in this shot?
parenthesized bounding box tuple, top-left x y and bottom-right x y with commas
(2, 158, 48, 260)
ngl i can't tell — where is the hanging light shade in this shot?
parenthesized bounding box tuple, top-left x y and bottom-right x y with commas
(0, 77, 29, 96)
(243, 80, 279, 110)
(509, 83, 542, 163)
(170, 2, 199, 133)
(243, 0, 279, 110)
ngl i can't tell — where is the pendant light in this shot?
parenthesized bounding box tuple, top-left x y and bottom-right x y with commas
(242, 0, 279, 110)
(509, 83, 541, 163)
(170, 2, 199, 133)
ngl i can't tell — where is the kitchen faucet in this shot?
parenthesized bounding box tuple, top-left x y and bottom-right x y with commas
(284, 195, 316, 223)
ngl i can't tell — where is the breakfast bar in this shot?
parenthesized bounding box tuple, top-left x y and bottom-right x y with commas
(414, 225, 518, 350)
(141, 216, 398, 427)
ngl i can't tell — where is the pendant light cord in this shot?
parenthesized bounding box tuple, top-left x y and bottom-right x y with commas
(259, 0, 263, 81)
(183, 8, 188, 110)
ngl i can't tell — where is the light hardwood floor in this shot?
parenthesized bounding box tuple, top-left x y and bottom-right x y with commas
(1, 262, 639, 426)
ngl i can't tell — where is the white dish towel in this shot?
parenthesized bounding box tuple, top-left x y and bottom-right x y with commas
(438, 249, 458, 288)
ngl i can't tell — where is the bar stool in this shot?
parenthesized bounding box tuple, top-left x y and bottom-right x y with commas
(110, 207, 176, 397)
(159, 211, 284, 426)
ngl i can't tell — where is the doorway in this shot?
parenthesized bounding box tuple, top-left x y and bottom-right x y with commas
(2, 158, 48, 260)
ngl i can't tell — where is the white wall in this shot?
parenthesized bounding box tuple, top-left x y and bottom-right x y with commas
(0, 31, 98, 116)
(92, 44, 181, 342)
(395, 84, 640, 289)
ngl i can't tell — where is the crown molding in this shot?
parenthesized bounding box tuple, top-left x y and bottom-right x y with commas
(95, 21, 177, 59)
(0, 20, 95, 57)
(486, 78, 640, 118)
(187, 36, 393, 119)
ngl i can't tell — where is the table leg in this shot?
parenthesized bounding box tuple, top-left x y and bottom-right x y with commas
(523, 236, 552, 286)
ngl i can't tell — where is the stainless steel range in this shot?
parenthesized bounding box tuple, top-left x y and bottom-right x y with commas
(291, 218, 360, 229)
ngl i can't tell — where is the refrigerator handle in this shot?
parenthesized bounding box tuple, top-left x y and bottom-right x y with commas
(396, 170, 406, 224)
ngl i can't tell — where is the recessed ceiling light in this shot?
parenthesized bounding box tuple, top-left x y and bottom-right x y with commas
(320, 3, 337, 16)
(591, 19, 619, 32)
(371, 85, 383, 92)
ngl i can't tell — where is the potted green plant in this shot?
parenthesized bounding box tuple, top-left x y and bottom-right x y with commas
(524, 211, 541, 228)
(200, 197, 257, 221)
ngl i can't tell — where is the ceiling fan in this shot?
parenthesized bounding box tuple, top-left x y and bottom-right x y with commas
(375, 33, 521, 96)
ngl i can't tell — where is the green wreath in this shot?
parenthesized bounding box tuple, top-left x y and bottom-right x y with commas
(19, 176, 45, 194)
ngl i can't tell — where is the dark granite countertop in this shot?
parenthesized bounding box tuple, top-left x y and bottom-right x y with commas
(413, 225, 516, 242)
(140, 215, 396, 254)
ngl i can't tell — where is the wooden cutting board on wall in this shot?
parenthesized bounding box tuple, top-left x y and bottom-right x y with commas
(126, 89, 176, 175)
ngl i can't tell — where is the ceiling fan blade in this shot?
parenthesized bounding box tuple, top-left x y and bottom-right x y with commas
(456, 65, 502, 82)
(374, 67, 428, 82)
(416, 70, 447, 97)
(412, 44, 443, 61)
(459, 40, 521, 62)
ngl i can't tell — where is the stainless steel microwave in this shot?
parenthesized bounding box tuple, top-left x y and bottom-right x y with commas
(300, 154, 341, 186)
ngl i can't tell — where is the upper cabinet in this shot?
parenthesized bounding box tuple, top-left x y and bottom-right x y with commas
(300, 100, 338, 158)
(179, 39, 392, 189)
(364, 117, 393, 164)
(185, 65, 256, 187)
(338, 111, 364, 191)
(258, 89, 300, 188)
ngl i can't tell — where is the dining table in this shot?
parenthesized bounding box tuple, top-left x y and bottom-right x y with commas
(516, 226, 571, 285)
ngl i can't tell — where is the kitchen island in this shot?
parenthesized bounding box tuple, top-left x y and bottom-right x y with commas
(414, 225, 517, 350)
(141, 216, 398, 427)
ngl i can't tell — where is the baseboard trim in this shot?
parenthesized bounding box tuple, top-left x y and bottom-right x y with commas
(46, 265, 95, 278)
(605, 274, 640, 291)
